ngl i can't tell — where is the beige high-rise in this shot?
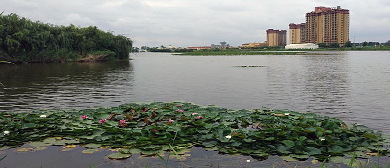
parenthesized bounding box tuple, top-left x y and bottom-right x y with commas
(267, 29, 287, 47)
(289, 23, 306, 44)
(305, 6, 349, 46)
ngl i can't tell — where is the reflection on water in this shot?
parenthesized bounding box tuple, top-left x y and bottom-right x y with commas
(265, 53, 351, 115)
(1, 51, 390, 134)
(0, 61, 134, 111)
(1, 51, 390, 167)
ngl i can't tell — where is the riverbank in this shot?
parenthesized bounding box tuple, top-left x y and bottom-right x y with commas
(0, 13, 132, 64)
(175, 49, 309, 56)
(174, 46, 390, 56)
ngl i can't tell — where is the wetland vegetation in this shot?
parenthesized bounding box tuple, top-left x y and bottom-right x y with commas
(0, 13, 132, 63)
(1, 102, 390, 162)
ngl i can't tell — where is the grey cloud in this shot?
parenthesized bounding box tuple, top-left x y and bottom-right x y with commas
(3, 0, 390, 47)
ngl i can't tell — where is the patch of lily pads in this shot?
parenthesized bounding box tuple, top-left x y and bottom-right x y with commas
(1, 102, 390, 162)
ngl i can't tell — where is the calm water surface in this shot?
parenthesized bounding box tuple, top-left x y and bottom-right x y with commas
(1, 51, 390, 167)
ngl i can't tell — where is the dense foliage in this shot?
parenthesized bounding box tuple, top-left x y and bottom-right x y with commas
(1, 102, 390, 161)
(0, 13, 132, 63)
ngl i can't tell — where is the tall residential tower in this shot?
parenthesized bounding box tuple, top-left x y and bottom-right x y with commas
(289, 23, 306, 44)
(267, 29, 287, 47)
(290, 6, 349, 46)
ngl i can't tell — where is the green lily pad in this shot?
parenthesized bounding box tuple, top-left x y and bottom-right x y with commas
(1, 101, 390, 161)
(281, 155, 299, 162)
(82, 148, 100, 154)
(84, 144, 102, 149)
(107, 153, 131, 160)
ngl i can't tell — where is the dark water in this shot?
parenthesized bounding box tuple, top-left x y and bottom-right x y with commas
(1, 51, 390, 167)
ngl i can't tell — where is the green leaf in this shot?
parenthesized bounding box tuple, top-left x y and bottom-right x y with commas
(82, 149, 100, 154)
(328, 146, 344, 154)
(281, 155, 298, 162)
(277, 145, 290, 154)
(290, 154, 310, 159)
(84, 144, 102, 149)
(265, 137, 275, 141)
(282, 140, 295, 148)
(306, 147, 322, 155)
(202, 141, 217, 148)
(107, 153, 132, 160)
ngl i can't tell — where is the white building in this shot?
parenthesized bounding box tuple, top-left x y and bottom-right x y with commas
(285, 43, 318, 49)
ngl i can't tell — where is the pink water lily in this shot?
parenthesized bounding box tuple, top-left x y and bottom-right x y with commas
(119, 119, 126, 124)
(178, 109, 184, 112)
(80, 115, 88, 119)
(197, 116, 202, 119)
(169, 119, 174, 123)
(176, 105, 182, 107)
(99, 119, 107, 124)
(191, 113, 198, 116)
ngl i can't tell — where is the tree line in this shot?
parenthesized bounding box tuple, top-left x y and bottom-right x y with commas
(0, 13, 132, 63)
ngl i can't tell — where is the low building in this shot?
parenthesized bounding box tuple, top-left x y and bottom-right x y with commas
(285, 43, 319, 49)
(187, 46, 212, 50)
(241, 42, 267, 48)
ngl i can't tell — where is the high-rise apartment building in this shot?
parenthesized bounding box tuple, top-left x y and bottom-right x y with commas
(289, 23, 306, 44)
(266, 29, 287, 47)
(289, 6, 349, 46)
(305, 6, 349, 45)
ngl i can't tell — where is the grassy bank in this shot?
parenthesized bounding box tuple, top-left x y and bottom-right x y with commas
(175, 49, 308, 56)
(174, 46, 390, 56)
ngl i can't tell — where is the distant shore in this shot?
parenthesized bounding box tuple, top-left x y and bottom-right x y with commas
(156, 45, 390, 56)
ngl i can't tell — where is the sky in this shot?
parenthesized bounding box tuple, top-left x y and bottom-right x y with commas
(3, 0, 390, 47)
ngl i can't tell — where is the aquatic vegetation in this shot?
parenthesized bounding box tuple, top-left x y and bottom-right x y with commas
(0, 102, 389, 162)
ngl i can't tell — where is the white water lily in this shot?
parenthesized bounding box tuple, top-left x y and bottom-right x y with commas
(4, 131, 10, 135)
(284, 113, 290, 116)
(320, 138, 325, 141)
(225, 135, 232, 139)
(246, 160, 251, 162)
(40, 115, 47, 118)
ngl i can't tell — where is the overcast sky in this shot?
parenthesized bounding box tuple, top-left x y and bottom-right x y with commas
(3, 0, 390, 47)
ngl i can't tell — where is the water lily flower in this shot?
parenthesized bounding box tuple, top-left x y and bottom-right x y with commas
(246, 160, 251, 163)
(99, 119, 107, 124)
(178, 109, 184, 112)
(40, 115, 47, 118)
(284, 113, 290, 116)
(3, 131, 10, 135)
(197, 116, 202, 119)
(169, 119, 174, 123)
(225, 135, 232, 139)
(80, 115, 88, 119)
(176, 105, 182, 107)
(119, 119, 126, 124)
(191, 113, 198, 115)
(320, 138, 325, 141)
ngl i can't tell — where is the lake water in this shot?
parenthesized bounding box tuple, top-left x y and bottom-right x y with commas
(1, 51, 390, 167)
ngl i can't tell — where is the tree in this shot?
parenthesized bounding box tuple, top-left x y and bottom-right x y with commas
(384, 40, 390, 46)
(0, 13, 133, 63)
(329, 42, 340, 48)
(362, 41, 368, 47)
(318, 43, 327, 48)
(344, 41, 353, 47)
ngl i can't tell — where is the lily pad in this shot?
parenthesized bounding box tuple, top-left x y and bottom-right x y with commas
(0, 101, 390, 161)
(107, 153, 131, 160)
(82, 148, 100, 154)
